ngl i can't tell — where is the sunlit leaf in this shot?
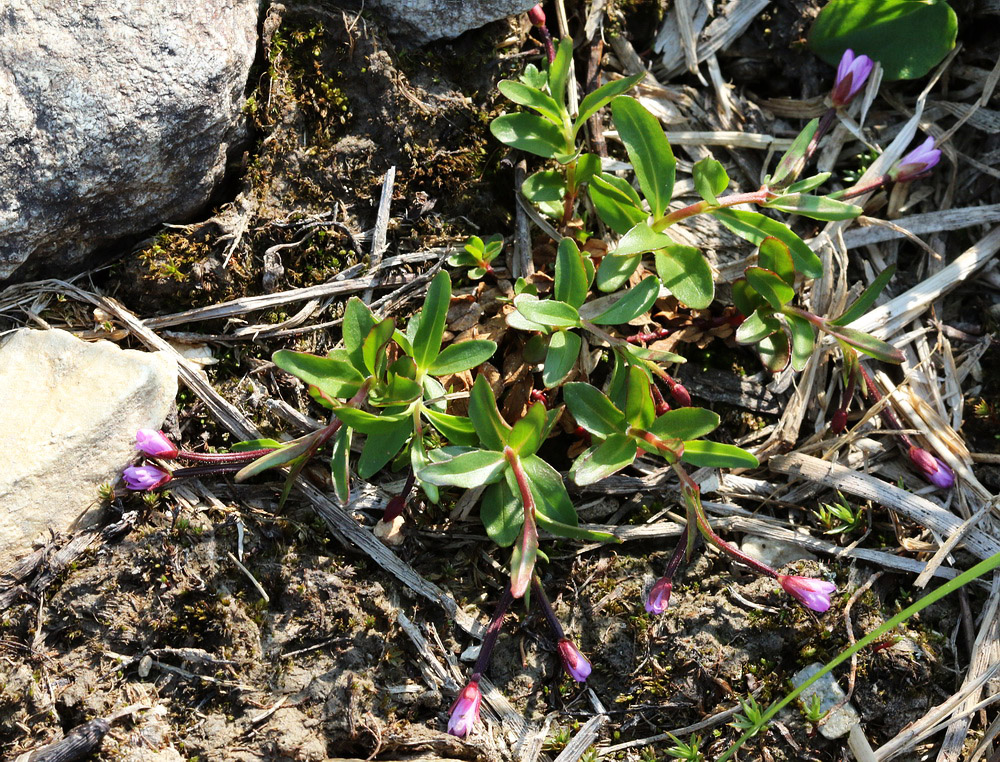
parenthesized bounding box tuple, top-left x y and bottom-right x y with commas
(611, 96, 675, 218)
(681, 440, 759, 469)
(654, 244, 714, 309)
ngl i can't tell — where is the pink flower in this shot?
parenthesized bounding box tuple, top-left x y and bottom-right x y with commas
(779, 575, 837, 613)
(890, 137, 942, 182)
(527, 4, 546, 26)
(908, 446, 955, 490)
(645, 576, 672, 614)
(557, 638, 592, 682)
(831, 49, 875, 107)
(122, 465, 172, 491)
(447, 680, 482, 737)
(135, 429, 179, 459)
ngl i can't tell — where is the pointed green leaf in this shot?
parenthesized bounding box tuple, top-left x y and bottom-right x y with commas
(654, 244, 715, 309)
(615, 221, 674, 258)
(569, 434, 638, 485)
(342, 298, 376, 373)
(714, 208, 823, 280)
(785, 173, 832, 194)
(681, 440, 759, 469)
(588, 173, 648, 235)
(576, 153, 602, 186)
(422, 409, 478, 447)
(427, 340, 497, 376)
(333, 406, 412, 434)
(588, 276, 660, 325)
(765, 193, 862, 221)
(625, 365, 655, 429)
(481, 479, 521, 547)
(785, 313, 815, 372)
(745, 267, 796, 309)
(522, 454, 577, 526)
(770, 119, 818, 189)
(358, 416, 412, 479)
(235, 431, 320, 482)
(418, 449, 507, 488)
(648, 407, 720, 441)
(548, 37, 573, 108)
(543, 329, 581, 387)
(611, 96, 675, 218)
(830, 265, 896, 326)
(509, 517, 538, 599)
(826, 325, 904, 364)
(363, 317, 396, 377)
(329, 425, 352, 503)
(735, 309, 782, 344)
(574, 72, 644, 134)
(555, 238, 589, 308)
(490, 112, 567, 159)
(514, 295, 581, 327)
(693, 157, 729, 204)
(508, 402, 548, 457)
(498, 79, 564, 125)
(412, 270, 451, 371)
(535, 513, 620, 543)
(272, 350, 364, 400)
(595, 251, 642, 293)
(469, 374, 511, 450)
(563, 382, 626, 438)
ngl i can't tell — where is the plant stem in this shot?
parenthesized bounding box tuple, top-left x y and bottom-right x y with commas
(531, 577, 565, 639)
(471, 583, 515, 680)
(652, 188, 779, 231)
(856, 363, 914, 447)
(177, 447, 277, 464)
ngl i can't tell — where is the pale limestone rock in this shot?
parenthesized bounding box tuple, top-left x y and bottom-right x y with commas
(740, 534, 818, 569)
(0, 328, 177, 568)
(791, 662, 861, 739)
(370, 0, 538, 42)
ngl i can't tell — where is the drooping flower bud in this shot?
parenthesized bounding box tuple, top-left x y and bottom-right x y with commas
(831, 408, 848, 435)
(122, 465, 172, 491)
(669, 382, 692, 408)
(447, 680, 482, 737)
(778, 575, 837, 613)
(645, 576, 672, 614)
(557, 638, 592, 682)
(831, 49, 875, 108)
(135, 429, 180, 459)
(908, 446, 955, 490)
(527, 4, 546, 26)
(889, 137, 942, 183)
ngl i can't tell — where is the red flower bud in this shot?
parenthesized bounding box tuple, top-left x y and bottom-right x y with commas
(527, 4, 546, 26)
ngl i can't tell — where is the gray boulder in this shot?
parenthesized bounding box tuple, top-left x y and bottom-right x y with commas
(0, 328, 177, 569)
(0, 0, 259, 282)
(370, 0, 538, 43)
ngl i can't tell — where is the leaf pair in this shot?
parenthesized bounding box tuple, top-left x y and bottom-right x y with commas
(448, 235, 503, 280)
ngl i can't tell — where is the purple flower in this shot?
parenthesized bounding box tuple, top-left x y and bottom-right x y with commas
(779, 575, 837, 613)
(890, 137, 942, 182)
(557, 638, 592, 682)
(908, 446, 955, 490)
(645, 576, 672, 614)
(831, 49, 875, 107)
(122, 465, 172, 491)
(447, 680, 482, 737)
(135, 429, 179, 459)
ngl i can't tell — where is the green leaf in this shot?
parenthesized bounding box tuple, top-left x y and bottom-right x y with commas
(522, 170, 565, 203)
(769, 119, 819, 189)
(625, 365, 655, 429)
(785, 173, 832, 194)
(809, 0, 958, 81)
(615, 221, 674, 258)
(825, 325, 904, 364)
(574, 72, 644, 134)
(490, 112, 567, 159)
(575, 153, 602, 186)
(497, 79, 565, 125)
(765, 194, 862, 221)
(481, 480, 521, 547)
(535, 513, 620, 543)
(681, 440, 759, 469)
(333, 406, 412, 434)
(358, 416, 412, 479)
(588, 173, 648, 235)
(522, 454, 577, 526)
(570, 434, 638, 485)
(508, 402, 548, 457)
(649, 408, 720, 441)
(555, 238, 589, 308)
(757, 237, 795, 286)
(410, 436, 437, 504)
(506, 295, 550, 333)
(623, 343, 686, 365)
(588, 276, 660, 325)
(693, 157, 729, 204)
(611, 96, 675, 219)
(595, 252, 641, 293)
(714, 209, 823, 280)
(427, 340, 497, 375)
(785, 313, 816, 372)
(423, 408, 479, 447)
(363, 317, 396, 377)
(514, 295, 581, 327)
(543, 329, 581, 387)
(273, 350, 364, 400)
(235, 431, 320, 481)
(654, 244, 715, 309)
(548, 37, 573, 108)
(342, 298, 376, 373)
(231, 439, 282, 452)
(735, 309, 782, 344)
(469, 374, 512, 450)
(732, 278, 765, 316)
(412, 270, 451, 371)
(329, 425, 352, 503)
(745, 267, 796, 309)
(830, 265, 896, 326)
(417, 450, 507, 488)
(563, 383, 626, 437)
(758, 330, 791, 372)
